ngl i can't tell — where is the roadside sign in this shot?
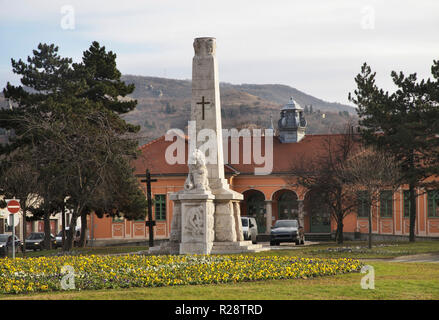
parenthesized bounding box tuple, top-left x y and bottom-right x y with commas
(8, 214, 20, 227)
(6, 199, 20, 214)
(5, 199, 20, 259)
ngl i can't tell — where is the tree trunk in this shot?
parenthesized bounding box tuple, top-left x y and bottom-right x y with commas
(409, 183, 416, 242)
(61, 203, 66, 252)
(66, 211, 78, 251)
(43, 211, 51, 250)
(335, 193, 344, 244)
(79, 211, 88, 247)
(368, 210, 372, 249)
(408, 150, 417, 243)
(336, 219, 344, 244)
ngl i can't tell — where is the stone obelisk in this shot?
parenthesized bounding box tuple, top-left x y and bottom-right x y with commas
(191, 37, 231, 193)
(155, 37, 265, 255)
(191, 37, 243, 244)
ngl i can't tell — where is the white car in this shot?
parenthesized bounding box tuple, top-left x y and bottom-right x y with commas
(241, 217, 258, 244)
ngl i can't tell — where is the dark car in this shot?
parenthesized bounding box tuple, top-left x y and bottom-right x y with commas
(54, 228, 81, 248)
(270, 219, 305, 246)
(25, 232, 55, 251)
(0, 234, 21, 257)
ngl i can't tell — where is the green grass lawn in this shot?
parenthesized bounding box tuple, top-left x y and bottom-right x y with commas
(258, 240, 439, 259)
(2, 262, 438, 300)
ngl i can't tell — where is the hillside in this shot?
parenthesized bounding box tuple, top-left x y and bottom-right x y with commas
(120, 75, 358, 144)
(0, 76, 358, 145)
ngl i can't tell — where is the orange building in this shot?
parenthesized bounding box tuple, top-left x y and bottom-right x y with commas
(89, 99, 439, 244)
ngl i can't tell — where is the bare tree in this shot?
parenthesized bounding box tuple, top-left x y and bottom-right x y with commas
(16, 109, 143, 251)
(340, 147, 403, 248)
(290, 125, 360, 244)
(0, 152, 41, 255)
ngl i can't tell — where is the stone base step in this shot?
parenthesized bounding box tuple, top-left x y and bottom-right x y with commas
(149, 241, 271, 255)
(210, 241, 269, 254)
(304, 233, 332, 242)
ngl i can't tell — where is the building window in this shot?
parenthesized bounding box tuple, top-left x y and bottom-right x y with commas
(427, 190, 439, 218)
(154, 194, 166, 221)
(403, 190, 411, 218)
(357, 191, 370, 218)
(112, 216, 124, 223)
(380, 190, 393, 217)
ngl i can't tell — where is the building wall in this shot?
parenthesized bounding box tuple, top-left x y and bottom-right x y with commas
(87, 177, 185, 242)
(89, 174, 439, 242)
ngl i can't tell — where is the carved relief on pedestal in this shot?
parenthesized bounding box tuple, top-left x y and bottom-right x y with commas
(214, 202, 237, 242)
(184, 149, 210, 192)
(184, 205, 205, 241)
(170, 200, 181, 242)
(193, 37, 216, 57)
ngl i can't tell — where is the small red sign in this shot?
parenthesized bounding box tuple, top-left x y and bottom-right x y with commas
(6, 199, 20, 214)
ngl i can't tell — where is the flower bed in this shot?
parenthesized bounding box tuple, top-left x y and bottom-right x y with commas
(0, 255, 362, 294)
(312, 244, 400, 254)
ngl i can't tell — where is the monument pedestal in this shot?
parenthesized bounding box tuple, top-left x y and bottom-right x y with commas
(179, 192, 215, 255)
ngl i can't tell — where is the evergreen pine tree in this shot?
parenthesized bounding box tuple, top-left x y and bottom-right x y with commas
(349, 62, 439, 242)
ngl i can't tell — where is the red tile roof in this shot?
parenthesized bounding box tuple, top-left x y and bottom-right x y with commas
(133, 133, 352, 177)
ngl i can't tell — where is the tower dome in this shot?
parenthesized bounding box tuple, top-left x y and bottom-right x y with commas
(278, 97, 307, 143)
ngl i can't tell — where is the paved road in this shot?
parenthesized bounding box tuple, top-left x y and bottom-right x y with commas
(361, 253, 439, 263)
(259, 242, 439, 262)
(389, 253, 439, 263)
(259, 241, 320, 250)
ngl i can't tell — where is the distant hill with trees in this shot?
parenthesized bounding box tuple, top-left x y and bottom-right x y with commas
(1, 75, 357, 145)
(120, 75, 358, 145)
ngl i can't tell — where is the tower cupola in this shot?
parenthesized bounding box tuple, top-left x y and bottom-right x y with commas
(278, 97, 307, 143)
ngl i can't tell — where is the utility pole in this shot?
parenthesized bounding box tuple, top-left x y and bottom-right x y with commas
(21, 199, 26, 257)
(141, 169, 157, 248)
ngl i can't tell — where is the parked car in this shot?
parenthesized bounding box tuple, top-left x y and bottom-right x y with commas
(25, 232, 55, 251)
(0, 234, 21, 257)
(54, 227, 81, 248)
(270, 219, 305, 246)
(241, 217, 258, 244)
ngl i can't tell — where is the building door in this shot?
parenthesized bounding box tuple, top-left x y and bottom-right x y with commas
(305, 190, 331, 233)
(246, 193, 266, 233)
(310, 210, 331, 233)
(278, 192, 298, 220)
(50, 220, 57, 235)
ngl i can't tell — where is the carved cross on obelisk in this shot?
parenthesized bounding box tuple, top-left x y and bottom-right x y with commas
(196, 96, 210, 120)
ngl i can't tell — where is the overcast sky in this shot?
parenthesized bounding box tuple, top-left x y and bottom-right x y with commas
(1, 0, 438, 105)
